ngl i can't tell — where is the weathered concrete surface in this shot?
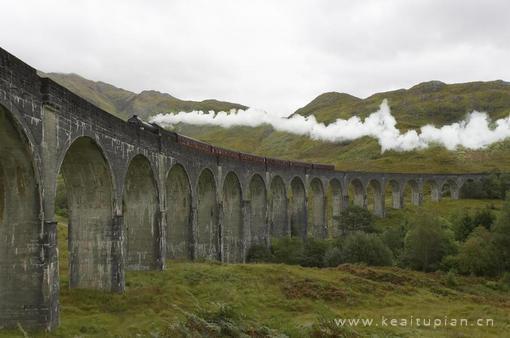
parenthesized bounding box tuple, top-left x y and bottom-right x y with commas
(269, 176, 287, 238)
(62, 137, 114, 290)
(166, 164, 192, 259)
(0, 46, 488, 330)
(195, 169, 219, 261)
(124, 155, 159, 271)
(222, 172, 243, 263)
(248, 174, 267, 246)
(290, 177, 307, 239)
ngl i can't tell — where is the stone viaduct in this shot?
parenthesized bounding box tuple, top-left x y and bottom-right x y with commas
(0, 47, 486, 329)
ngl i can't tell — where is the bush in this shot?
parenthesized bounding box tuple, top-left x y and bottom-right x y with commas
(341, 232, 393, 266)
(323, 246, 343, 267)
(460, 173, 510, 199)
(338, 206, 376, 235)
(451, 210, 475, 241)
(301, 239, 330, 268)
(271, 237, 304, 265)
(473, 208, 496, 230)
(403, 212, 456, 272)
(382, 220, 409, 262)
(451, 226, 499, 276)
(492, 197, 510, 272)
(246, 244, 273, 263)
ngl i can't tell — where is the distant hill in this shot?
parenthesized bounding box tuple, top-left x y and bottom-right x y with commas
(293, 80, 510, 129)
(42, 72, 510, 173)
(41, 72, 247, 120)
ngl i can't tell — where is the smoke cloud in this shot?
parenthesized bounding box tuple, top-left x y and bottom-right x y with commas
(150, 100, 510, 152)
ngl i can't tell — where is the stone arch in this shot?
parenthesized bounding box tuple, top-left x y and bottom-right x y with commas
(403, 179, 421, 206)
(0, 105, 43, 326)
(423, 179, 440, 202)
(348, 178, 366, 207)
(308, 177, 326, 238)
(367, 179, 384, 217)
(441, 179, 459, 200)
(222, 171, 243, 263)
(269, 175, 288, 238)
(59, 136, 114, 289)
(459, 177, 479, 199)
(290, 176, 306, 239)
(123, 154, 159, 270)
(327, 178, 343, 238)
(166, 163, 192, 260)
(248, 174, 267, 246)
(387, 179, 402, 209)
(196, 168, 219, 261)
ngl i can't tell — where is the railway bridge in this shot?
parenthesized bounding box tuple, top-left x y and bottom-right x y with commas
(0, 47, 485, 329)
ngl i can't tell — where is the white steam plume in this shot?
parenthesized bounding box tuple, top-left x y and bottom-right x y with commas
(150, 100, 510, 152)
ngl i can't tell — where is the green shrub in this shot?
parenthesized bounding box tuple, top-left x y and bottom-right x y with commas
(451, 210, 475, 241)
(338, 206, 376, 235)
(271, 237, 304, 265)
(451, 226, 499, 276)
(492, 197, 510, 272)
(246, 244, 273, 263)
(341, 232, 393, 266)
(300, 239, 330, 268)
(323, 246, 343, 267)
(445, 269, 458, 287)
(382, 220, 409, 262)
(404, 212, 456, 272)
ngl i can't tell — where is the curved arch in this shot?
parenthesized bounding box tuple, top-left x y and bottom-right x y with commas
(222, 171, 243, 263)
(308, 178, 326, 238)
(403, 179, 421, 206)
(166, 163, 192, 260)
(196, 168, 219, 261)
(269, 176, 288, 238)
(423, 179, 440, 202)
(441, 179, 459, 200)
(327, 178, 343, 237)
(290, 176, 306, 239)
(59, 136, 115, 289)
(248, 174, 267, 246)
(123, 154, 159, 270)
(0, 105, 42, 325)
(348, 178, 366, 208)
(367, 179, 384, 217)
(387, 179, 402, 209)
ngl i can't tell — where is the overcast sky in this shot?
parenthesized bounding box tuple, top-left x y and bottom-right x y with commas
(1, 0, 509, 116)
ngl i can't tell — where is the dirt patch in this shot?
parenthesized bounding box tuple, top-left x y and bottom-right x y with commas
(281, 278, 349, 302)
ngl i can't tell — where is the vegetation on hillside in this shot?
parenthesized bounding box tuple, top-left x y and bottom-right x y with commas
(40, 72, 246, 120)
(3, 199, 510, 337)
(40, 73, 510, 173)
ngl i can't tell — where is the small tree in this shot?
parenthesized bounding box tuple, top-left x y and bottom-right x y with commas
(473, 207, 496, 230)
(338, 205, 375, 235)
(404, 212, 456, 272)
(341, 232, 392, 266)
(451, 210, 475, 241)
(453, 226, 499, 276)
(492, 197, 510, 272)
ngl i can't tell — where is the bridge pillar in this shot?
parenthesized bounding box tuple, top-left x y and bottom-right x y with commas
(451, 186, 460, 200)
(157, 209, 167, 270)
(431, 185, 440, 202)
(392, 190, 404, 209)
(40, 104, 60, 329)
(373, 191, 385, 217)
(242, 199, 251, 262)
(342, 195, 350, 210)
(190, 205, 198, 260)
(111, 213, 125, 293)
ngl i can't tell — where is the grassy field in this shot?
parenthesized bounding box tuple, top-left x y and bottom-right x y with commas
(2, 199, 510, 337)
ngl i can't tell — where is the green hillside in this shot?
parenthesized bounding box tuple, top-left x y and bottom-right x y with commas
(41, 72, 247, 120)
(294, 80, 510, 128)
(43, 73, 510, 173)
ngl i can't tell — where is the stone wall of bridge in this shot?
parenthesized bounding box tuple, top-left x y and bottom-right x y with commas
(0, 47, 487, 330)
